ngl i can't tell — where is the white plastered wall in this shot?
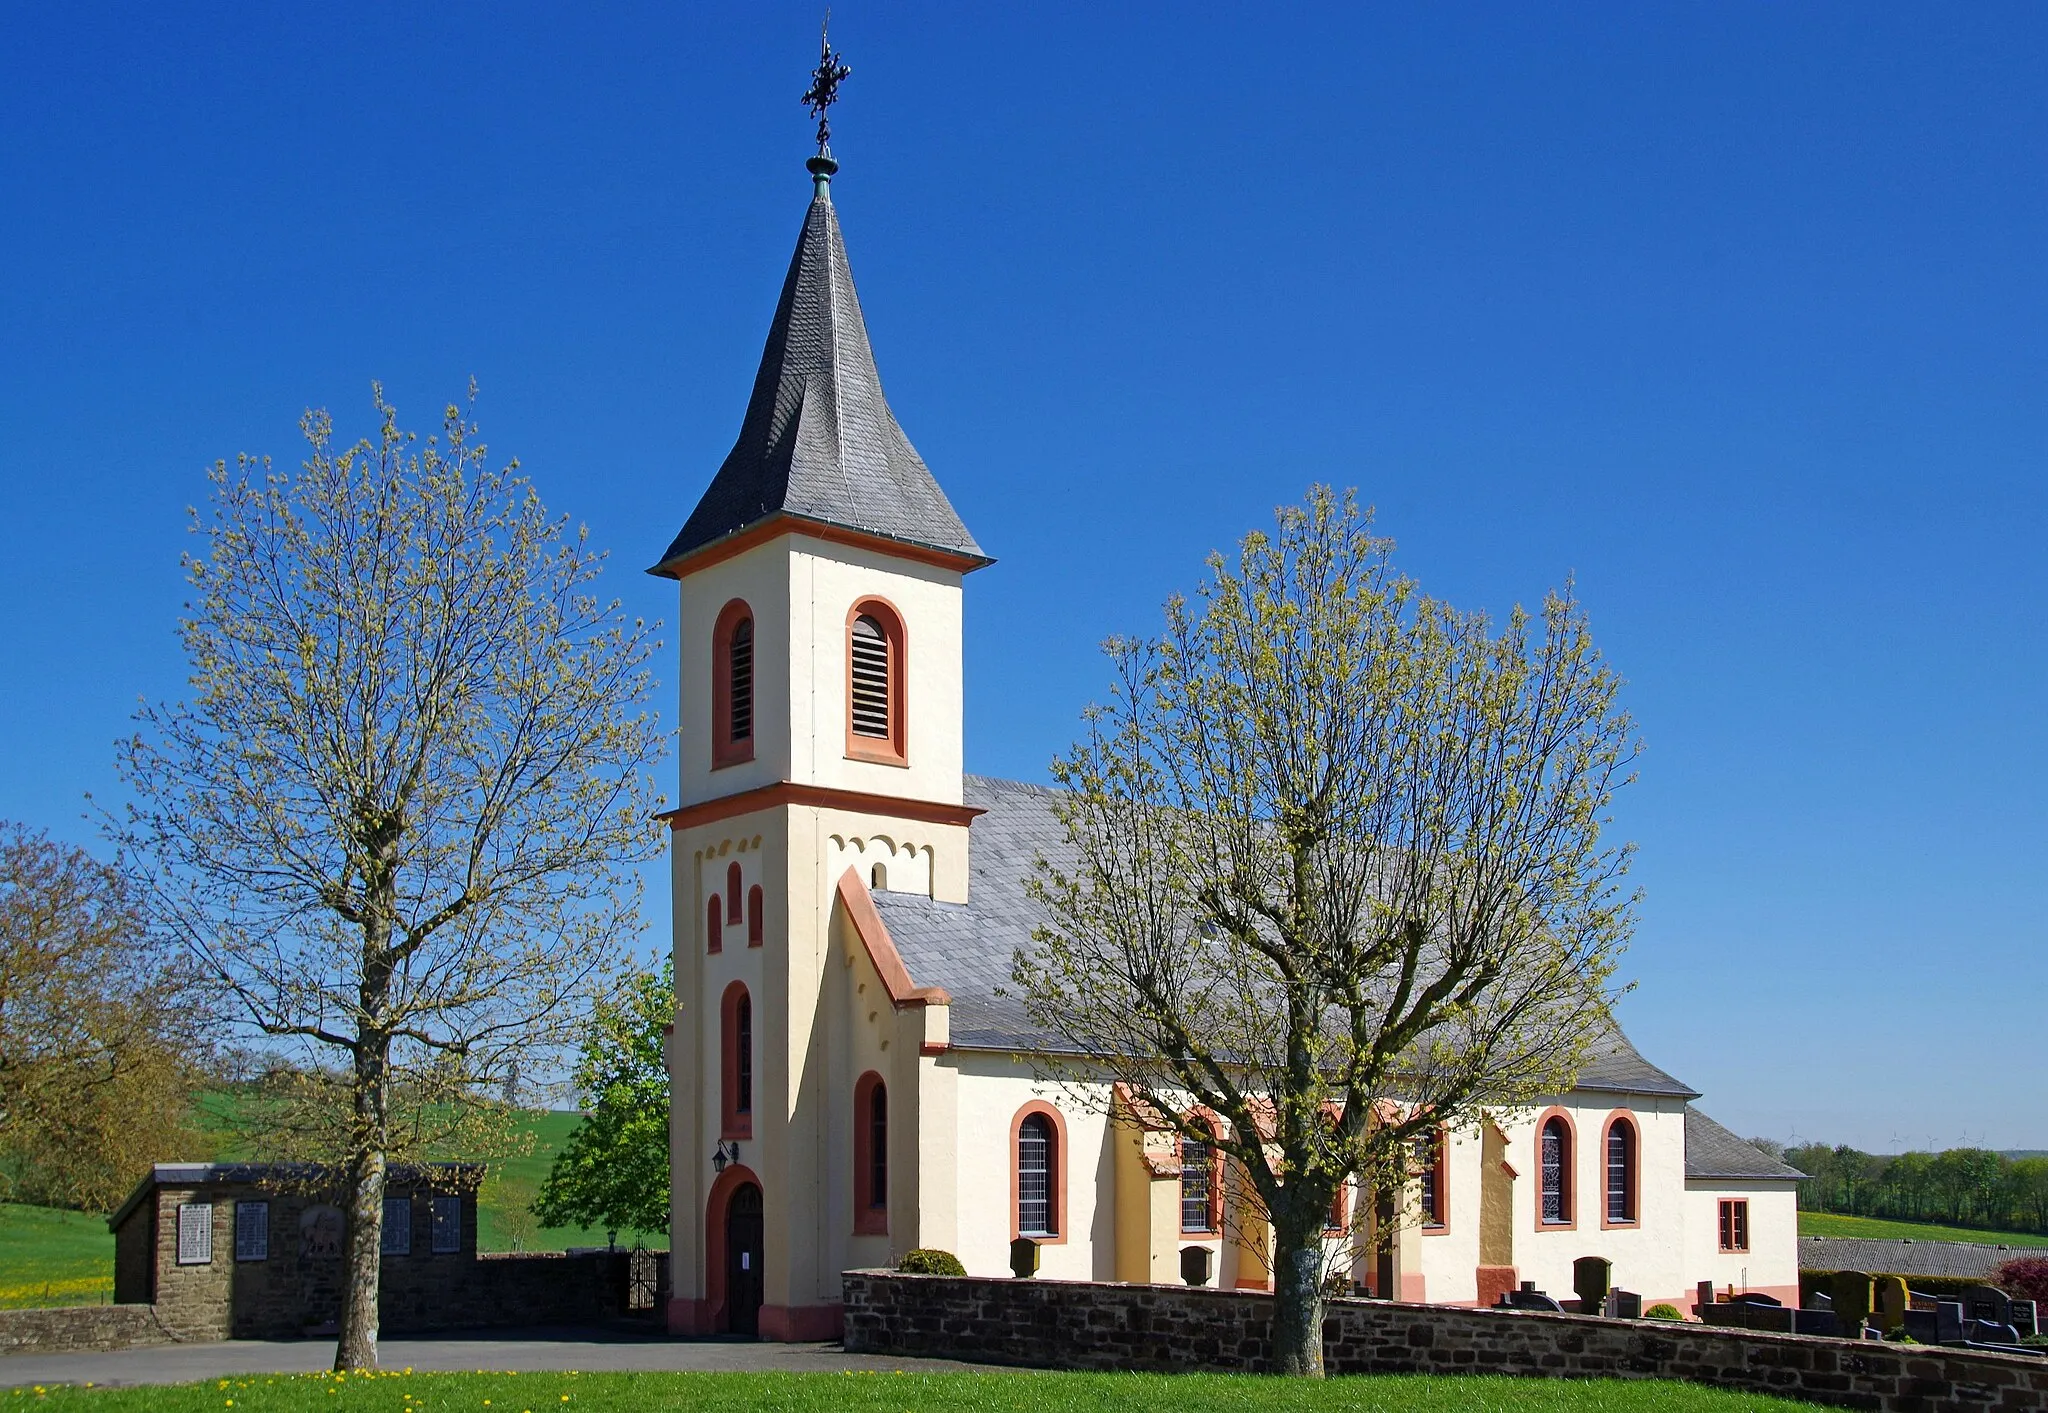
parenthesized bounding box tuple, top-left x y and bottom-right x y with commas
(943, 1056, 1117, 1283)
(1683, 1181, 1801, 1303)
(1489, 1094, 1694, 1309)
(670, 531, 967, 812)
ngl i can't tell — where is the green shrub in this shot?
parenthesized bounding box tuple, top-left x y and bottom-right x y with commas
(1643, 1303, 1685, 1321)
(2020, 1333, 2048, 1350)
(897, 1248, 966, 1276)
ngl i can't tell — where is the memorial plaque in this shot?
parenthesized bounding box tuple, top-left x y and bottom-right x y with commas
(300, 1204, 344, 1259)
(235, 1200, 269, 1261)
(176, 1202, 214, 1265)
(431, 1196, 461, 1254)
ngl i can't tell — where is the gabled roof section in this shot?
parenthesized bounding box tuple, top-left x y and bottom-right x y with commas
(1684, 1107, 1806, 1182)
(653, 165, 988, 576)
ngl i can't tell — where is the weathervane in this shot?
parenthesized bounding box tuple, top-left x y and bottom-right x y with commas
(801, 16, 852, 153)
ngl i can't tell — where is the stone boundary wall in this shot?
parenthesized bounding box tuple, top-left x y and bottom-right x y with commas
(1, 1252, 664, 1358)
(842, 1270, 2048, 1413)
(0, 1306, 175, 1357)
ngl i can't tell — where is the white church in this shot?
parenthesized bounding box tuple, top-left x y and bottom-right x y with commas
(655, 148, 1801, 1340)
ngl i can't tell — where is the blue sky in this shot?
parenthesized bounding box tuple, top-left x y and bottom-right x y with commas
(2, 3, 2041, 1152)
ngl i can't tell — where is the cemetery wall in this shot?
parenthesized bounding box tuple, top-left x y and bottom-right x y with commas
(842, 1269, 2048, 1413)
(0, 1306, 174, 1357)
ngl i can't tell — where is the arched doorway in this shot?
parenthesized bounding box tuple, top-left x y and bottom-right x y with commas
(723, 1183, 763, 1336)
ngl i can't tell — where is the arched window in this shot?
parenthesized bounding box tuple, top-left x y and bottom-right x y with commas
(720, 983, 752, 1139)
(1416, 1128, 1447, 1229)
(870, 861, 887, 891)
(853, 1072, 888, 1234)
(1604, 1115, 1637, 1226)
(1539, 1115, 1573, 1226)
(1017, 1114, 1055, 1237)
(726, 862, 743, 925)
(1179, 1135, 1216, 1233)
(845, 600, 906, 765)
(706, 897, 723, 955)
(746, 885, 764, 947)
(712, 601, 755, 769)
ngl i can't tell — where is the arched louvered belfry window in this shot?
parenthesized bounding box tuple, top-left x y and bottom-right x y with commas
(1604, 1115, 1637, 1226)
(845, 599, 906, 765)
(712, 600, 755, 769)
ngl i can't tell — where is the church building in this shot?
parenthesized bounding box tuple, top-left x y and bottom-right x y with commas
(654, 148, 1801, 1341)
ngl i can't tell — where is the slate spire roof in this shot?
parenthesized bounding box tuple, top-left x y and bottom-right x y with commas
(653, 158, 987, 575)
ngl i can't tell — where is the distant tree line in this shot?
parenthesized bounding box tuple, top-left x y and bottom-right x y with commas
(1785, 1142, 2048, 1236)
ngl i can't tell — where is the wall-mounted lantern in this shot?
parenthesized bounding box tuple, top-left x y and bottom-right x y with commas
(711, 1139, 740, 1174)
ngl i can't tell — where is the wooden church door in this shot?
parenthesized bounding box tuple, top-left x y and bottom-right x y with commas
(724, 1183, 764, 1336)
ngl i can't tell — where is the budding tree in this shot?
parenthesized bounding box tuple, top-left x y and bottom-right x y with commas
(1017, 487, 1637, 1375)
(112, 386, 665, 1371)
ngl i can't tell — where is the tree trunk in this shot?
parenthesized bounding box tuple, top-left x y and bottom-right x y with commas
(335, 1141, 386, 1370)
(1269, 1198, 1327, 1377)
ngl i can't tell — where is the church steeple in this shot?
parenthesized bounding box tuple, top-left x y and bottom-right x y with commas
(651, 158, 988, 577)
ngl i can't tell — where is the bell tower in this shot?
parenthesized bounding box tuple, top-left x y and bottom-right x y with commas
(652, 116, 989, 1338)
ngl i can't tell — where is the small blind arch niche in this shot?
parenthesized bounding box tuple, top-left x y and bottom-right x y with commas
(844, 598, 907, 766)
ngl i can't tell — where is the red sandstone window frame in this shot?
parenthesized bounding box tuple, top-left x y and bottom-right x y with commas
(1009, 1101, 1068, 1244)
(1601, 1110, 1640, 1229)
(706, 896, 723, 955)
(844, 598, 908, 767)
(1417, 1126, 1450, 1233)
(711, 599, 756, 770)
(853, 1071, 888, 1235)
(1718, 1198, 1749, 1252)
(1325, 1180, 1349, 1234)
(720, 981, 753, 1140)
(746, 884, 764, 947)
(726, 861, 744, 926)
(1535, 1107, 1576, 1230)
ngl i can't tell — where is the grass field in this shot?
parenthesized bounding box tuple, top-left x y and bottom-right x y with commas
(0, 1204, 116, 1309)
(0, 1111, 664, 1310)
(1797, 1209, 2048, 1247)
(10, 1371, 1822, 1413)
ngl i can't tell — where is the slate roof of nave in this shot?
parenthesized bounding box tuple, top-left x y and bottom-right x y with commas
(1683, 1107, 1807, 1182)
(870, 774, 1701, 1101)
(652, 171, 985, 573)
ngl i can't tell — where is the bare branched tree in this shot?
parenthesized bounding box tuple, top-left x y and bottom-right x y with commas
(1017, 487, 1637, 1375)
(110, 386, 665, 1370)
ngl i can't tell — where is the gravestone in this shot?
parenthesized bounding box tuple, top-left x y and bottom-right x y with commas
(1572, 1257, 1612, 1316)
(2009, 1299, 2037, 1338)
(1604, 1289, 1642, 1320)
(1960, 1284, 2012, 1326)
(1871, 1274, 1909, 1333)
(1830, 1270, 1874, 1335)
(1792, 1308, 1841, 1337)
(1178, 1246, 1212, 1288)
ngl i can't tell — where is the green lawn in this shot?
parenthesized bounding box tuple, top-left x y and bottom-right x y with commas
(0, 1203, 114, 1308)
(1797, 1209, 2048, 1247)
(474, 1110, 662, 1254)
(12, 1371, 1823, 1413)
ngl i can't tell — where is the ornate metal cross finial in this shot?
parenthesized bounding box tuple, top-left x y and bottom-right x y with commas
(801, 15, 852, 153)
